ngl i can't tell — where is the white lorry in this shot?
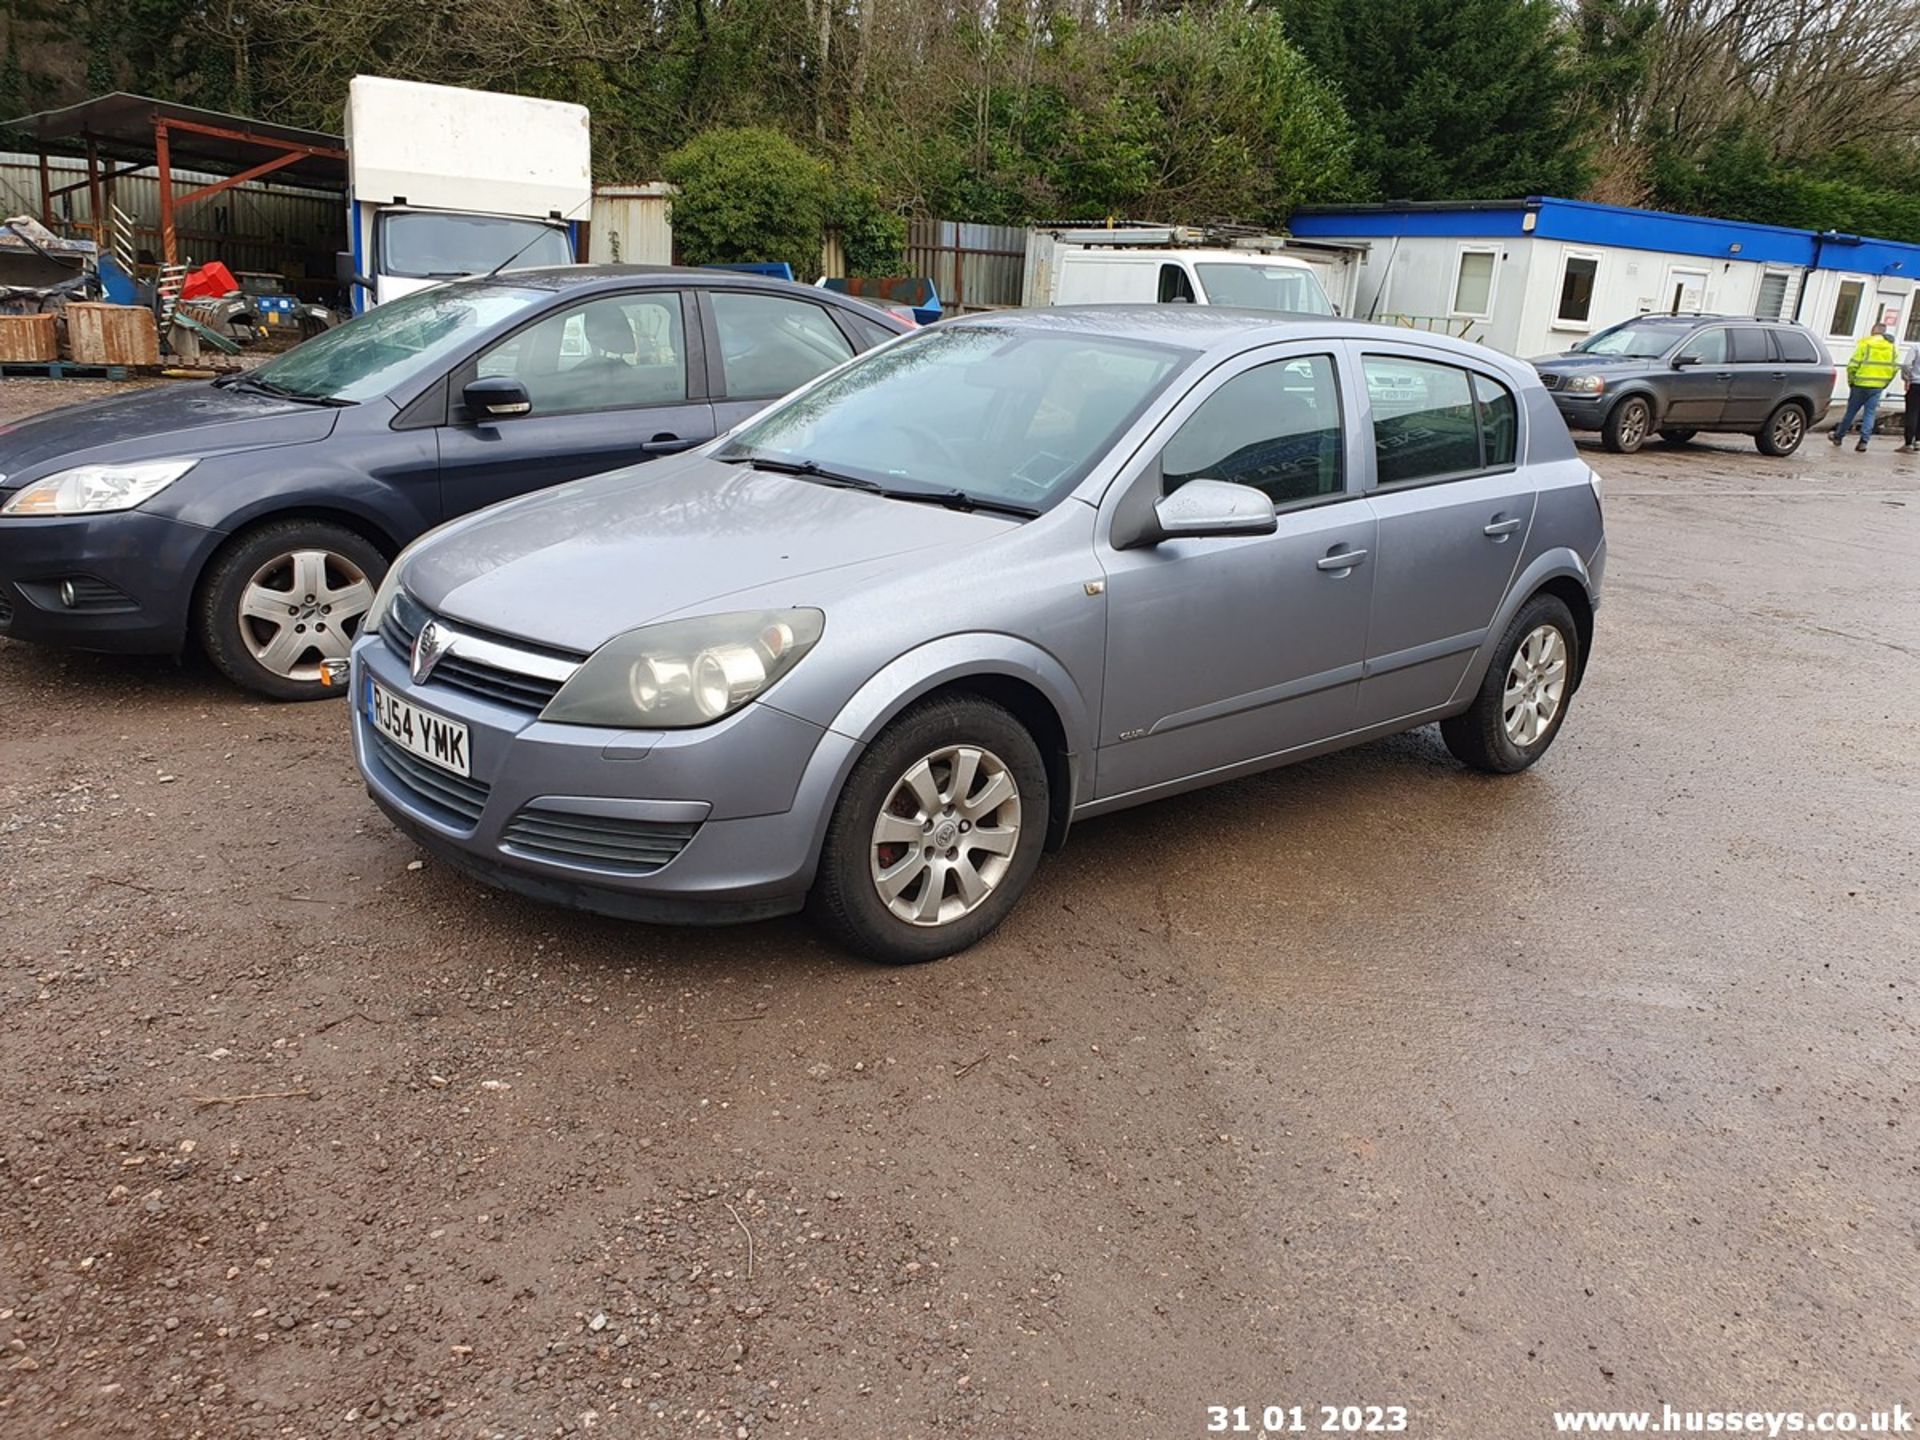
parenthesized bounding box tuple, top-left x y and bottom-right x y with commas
(342, 76, 593, 312)
(1022, 224, 1351, 316)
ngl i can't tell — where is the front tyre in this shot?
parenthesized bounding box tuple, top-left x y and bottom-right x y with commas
(1602, 396, 1652, 453)
(197, 519, 386, 701)
(1441, 593, 1581, 774)
(1756, 401, 1807, 456)
(809, 696, 1048, 964)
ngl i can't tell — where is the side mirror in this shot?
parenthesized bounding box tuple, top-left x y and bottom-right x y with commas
(463, 376, 533, 420)
(1672, 353, 1700, 368)
(1115, 477, 1277, 548)
(334, 252, 376, 293)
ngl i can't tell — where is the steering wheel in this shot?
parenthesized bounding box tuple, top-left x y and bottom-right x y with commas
(871, 420, 967, 473)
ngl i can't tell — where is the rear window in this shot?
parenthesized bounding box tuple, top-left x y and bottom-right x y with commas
(1731, 327, 1771, 363)
(1772, 327, 1824, 364)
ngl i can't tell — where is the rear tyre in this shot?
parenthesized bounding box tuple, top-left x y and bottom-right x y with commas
(809, 696, 1048, 964)
(1441, 593, 1580, 775)
(197, 519, 386, 701)
(1657, 428, 1697, 446)
(1755, 401, 1808, 456)
(1602, 396, 1652, 453)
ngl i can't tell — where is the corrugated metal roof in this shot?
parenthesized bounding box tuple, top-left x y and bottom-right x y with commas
(6, 93, 346, 190)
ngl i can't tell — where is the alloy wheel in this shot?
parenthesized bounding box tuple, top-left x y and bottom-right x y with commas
(869, 743, 1022, 926)
(237, 549, 375, 681)
(1617, 400, 1649, 450)
(1772, 407, 1804, 450)
(1502, 624, 1569, 747)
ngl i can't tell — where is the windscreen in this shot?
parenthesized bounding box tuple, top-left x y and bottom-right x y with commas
(716, 325, 1191, 511)
(1194, 262, 1334, 316)
(378, 211, 574, 280)
(1576, 320, 1692, 357)
(249, 283, 544, 402)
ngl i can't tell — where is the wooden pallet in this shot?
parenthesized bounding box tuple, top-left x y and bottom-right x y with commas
(0, 360, 137, 381)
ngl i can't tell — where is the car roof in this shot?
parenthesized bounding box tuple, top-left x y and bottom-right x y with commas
(942, 305, 1536, 373)
(429, 264, 914, 333)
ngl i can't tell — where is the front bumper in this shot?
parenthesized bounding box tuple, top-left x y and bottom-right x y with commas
(1549, 393, 1609, 430)
(0, 509, 221, 653)
(349, 632, 861, 925)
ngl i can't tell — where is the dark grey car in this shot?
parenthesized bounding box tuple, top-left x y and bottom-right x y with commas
(1532, 314, 1836, 456)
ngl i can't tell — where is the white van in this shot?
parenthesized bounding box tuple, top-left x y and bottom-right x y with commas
(1023, 229, 1336, 315)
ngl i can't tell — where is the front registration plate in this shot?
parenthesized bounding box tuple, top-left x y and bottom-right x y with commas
(368, 679, 470, 777)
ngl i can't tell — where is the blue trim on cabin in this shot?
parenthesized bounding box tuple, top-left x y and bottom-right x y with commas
(1288, 196, 1920, 278)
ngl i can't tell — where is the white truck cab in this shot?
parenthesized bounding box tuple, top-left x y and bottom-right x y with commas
(342, 77, 593, 312)
(1023, 226, 1338, 316)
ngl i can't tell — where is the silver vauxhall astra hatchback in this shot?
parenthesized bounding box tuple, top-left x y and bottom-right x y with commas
(348, 307, 1606, 963)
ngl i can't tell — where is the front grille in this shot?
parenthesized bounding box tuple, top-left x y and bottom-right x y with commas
(368, 729, 491, 828)
(1537, 372, 1564, 391)
(502, 807, 700, 874)
(382, 590, 570, 715)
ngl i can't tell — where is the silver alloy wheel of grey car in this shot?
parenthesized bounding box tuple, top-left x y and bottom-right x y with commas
(1770, 405, 1804, 451)
(237, 548, 376, 682)
(869, 743, 1022, 926)
(1502, 623, 1569, 747)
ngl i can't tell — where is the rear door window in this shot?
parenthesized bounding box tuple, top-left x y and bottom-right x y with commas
(1772, 328, 1824, 364)
(1730, 327, 1772, 363)
(1364, 357, 1481, 485)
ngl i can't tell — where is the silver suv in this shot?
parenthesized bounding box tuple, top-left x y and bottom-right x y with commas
(348, 309, 1607, 963)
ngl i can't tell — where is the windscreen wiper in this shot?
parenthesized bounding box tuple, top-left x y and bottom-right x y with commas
(719, 453, 885, 492)
(221, 374, 353, 407)
(878, 486, 1039, 518)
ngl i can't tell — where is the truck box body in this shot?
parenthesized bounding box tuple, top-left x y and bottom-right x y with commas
(344, 77, 592, 310)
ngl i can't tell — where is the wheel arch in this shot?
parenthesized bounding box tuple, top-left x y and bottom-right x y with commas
(819, 636, 1094, 853)
(1451, 549, 1600, 706)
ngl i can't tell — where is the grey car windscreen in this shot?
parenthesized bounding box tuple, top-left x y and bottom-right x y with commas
(1575, 320, 1694, 357)
(714, 326, 1192, 511)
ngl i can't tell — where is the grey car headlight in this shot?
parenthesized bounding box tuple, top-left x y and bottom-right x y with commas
(0, 458, 198, 516)
(1563, 375, 1606, 395)
(542, 608, 825, 729)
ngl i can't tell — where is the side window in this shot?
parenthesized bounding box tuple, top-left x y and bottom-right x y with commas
(1730, 327, 1771, 363)
(1773, 328, 1822, 365)
(473, 293, 687, 415)
(1453, 250, 1496, 318)
(1675, 328, 1728, 365)
(1364, 357, 1480, 485)
(712, 292, 855, 399)
(1158, 264, 1196, 304)
(1473, 374, 1517, 468)
(1557, 255, 1599, 325)
(1830, 280, 1864, 337)
(1160, 354, 1344, 507)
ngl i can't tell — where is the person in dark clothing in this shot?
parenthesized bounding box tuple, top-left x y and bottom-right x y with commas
(1900, 338, 1920, 454)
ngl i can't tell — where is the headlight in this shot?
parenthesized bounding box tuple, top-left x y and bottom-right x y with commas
(1564, 375, 1606, 395)
(0, 458, 198, 516)
(541, 608, 825, 729)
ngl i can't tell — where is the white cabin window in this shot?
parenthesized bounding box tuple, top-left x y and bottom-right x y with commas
(1830, 280, 1865, 336)
(1451, 249, 1496, 318)
(1755, 271, 1791, 321)
(1556, 254, 1600, 326)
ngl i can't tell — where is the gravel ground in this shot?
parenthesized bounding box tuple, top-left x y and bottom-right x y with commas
(1, 378, 1916, 1439)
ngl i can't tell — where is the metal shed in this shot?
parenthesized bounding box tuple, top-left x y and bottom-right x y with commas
(5, 92, 346, 273)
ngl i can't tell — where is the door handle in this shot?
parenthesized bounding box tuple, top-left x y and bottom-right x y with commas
(1483, 517, 1524, 538)
(1316, 547, 1368, 572)
(640, 434, 699, 455)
